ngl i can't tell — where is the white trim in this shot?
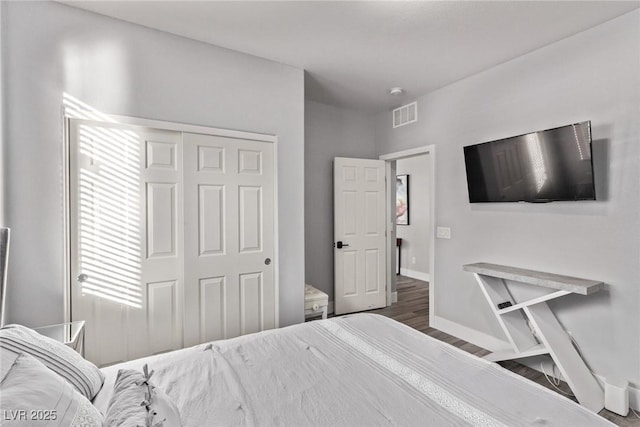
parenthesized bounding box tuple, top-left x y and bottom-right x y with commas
(62, 117, 71, 323)
(625, 381, 640, 411)
(63, 111, 280, 330)
(379, 145, 431, 161)
(431, 314, 512, 353)
(64, 108, 277, 143)
(272, 136, 280, 328)
(391, 291, 398, 304)
(400, 268, 430, 282)
(109, 113, 277, 142)
(384, 160, 395, 307)
(380, 145, 436, 327)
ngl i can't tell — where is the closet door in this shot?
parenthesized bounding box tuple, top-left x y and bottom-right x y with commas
(70, 120, 277, 366)
(69, 119, 183, 367)
(182, 133, 275, 346)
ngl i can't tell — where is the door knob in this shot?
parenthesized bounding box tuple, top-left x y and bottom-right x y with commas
(264, 258, 271, 265)
(336, 241, 349, 249)
(77, 273, 89, 283)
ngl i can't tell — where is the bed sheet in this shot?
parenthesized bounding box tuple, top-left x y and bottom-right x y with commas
(94, 313, 613, 426)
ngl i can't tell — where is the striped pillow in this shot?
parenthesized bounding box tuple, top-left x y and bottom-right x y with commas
(1, 351, 103, 427)
(0, 324, 104, 400)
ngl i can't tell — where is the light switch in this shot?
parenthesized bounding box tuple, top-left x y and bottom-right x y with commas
(436, 227, 451, 239)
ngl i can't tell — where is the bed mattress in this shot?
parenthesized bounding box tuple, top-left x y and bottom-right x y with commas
(94, 313, 612, 426)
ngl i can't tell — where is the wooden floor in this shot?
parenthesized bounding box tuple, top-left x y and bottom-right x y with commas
(368, 276, 640, 427)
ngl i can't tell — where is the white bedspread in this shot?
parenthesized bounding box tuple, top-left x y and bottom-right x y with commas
(94, 313, 612, 426)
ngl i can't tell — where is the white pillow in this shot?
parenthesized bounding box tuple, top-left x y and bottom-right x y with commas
(0, 351, 103, 427)
(0, 346, 18, 380)
(0, 324, 104, 400)
(104, 364, 181, 427)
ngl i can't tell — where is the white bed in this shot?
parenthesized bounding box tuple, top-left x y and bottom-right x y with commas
(93, 313, 612, 426)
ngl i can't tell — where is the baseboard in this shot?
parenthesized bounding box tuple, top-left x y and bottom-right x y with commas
(430, 315, 512, 353)
(630, 383, 640, 411)
(522, 359, 640, 411)
(399, 268, 430, 282)
(628, 383, 640, 411)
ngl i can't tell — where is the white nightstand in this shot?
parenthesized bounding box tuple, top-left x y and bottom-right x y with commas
(304, 284, 328, 320)
(33, 320, 85, 357)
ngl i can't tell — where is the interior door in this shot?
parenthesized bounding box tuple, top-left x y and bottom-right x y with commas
(182, 133, 276, 347)
(334, 157, 387, 315)
(69, 119, 184, 366)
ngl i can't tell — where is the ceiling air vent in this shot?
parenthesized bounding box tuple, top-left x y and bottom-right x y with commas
(392, 102, 418, 128)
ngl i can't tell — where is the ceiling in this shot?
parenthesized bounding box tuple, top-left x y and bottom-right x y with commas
(60, 1, 640, 113)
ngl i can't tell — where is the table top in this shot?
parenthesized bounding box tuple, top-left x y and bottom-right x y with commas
(33, 320, 85, 345)
(463, 263, 604, 295)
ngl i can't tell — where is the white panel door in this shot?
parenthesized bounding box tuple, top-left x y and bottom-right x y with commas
(69, 119, 183, 366)
(182, 133, 275, 347)
(334, 157, 387, 315)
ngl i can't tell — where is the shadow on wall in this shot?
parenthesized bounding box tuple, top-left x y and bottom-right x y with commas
(591, 138, 609, 202)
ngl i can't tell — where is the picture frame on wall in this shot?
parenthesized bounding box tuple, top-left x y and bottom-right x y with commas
(396, 175, 409, 225)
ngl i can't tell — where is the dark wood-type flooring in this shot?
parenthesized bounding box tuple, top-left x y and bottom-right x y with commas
(367, 276, 640, 426)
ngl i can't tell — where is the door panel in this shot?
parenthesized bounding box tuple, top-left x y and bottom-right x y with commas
(183, 133, 275, 347)
(198, 185, 225, 255)
(70, 119, 183, 366)
(239, 186, 262, 252)
(240, 272, 262, 335)
(334, 157, 387, 315)
(199, 277, 226, 342)
(147, 280, 178, 355)
(146, 183, 177, 258)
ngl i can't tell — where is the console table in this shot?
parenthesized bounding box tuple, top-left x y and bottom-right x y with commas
(463, 262, 604, 412)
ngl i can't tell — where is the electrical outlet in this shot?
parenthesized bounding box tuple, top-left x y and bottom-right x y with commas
(436, 227, 451, 239)
(411, 256, 416, 265)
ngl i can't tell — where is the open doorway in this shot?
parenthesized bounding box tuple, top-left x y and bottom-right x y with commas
(396, 156, 431, 281)
(380, 146, 435, 324)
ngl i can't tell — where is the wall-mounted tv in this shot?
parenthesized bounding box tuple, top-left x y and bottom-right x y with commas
(463, 121, 595, 203)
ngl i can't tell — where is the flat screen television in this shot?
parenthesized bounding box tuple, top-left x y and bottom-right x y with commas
(463, 121, 595, 203)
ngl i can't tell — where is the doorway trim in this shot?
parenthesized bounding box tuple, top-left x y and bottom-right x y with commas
(62, 109, 280, 330)
(379, 145, 435, 324)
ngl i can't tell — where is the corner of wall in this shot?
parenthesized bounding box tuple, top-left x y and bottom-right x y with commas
(0, 1, 5, 227)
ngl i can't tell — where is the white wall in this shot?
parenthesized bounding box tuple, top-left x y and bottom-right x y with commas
(376, 10, 640, 387)
(3, 2, 305, 328)
(305, 100, 376, 302)
(0, 1, 5, 227)
(396, 155, 430, 279)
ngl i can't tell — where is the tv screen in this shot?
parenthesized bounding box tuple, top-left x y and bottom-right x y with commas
(463, 121, 595, 203)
